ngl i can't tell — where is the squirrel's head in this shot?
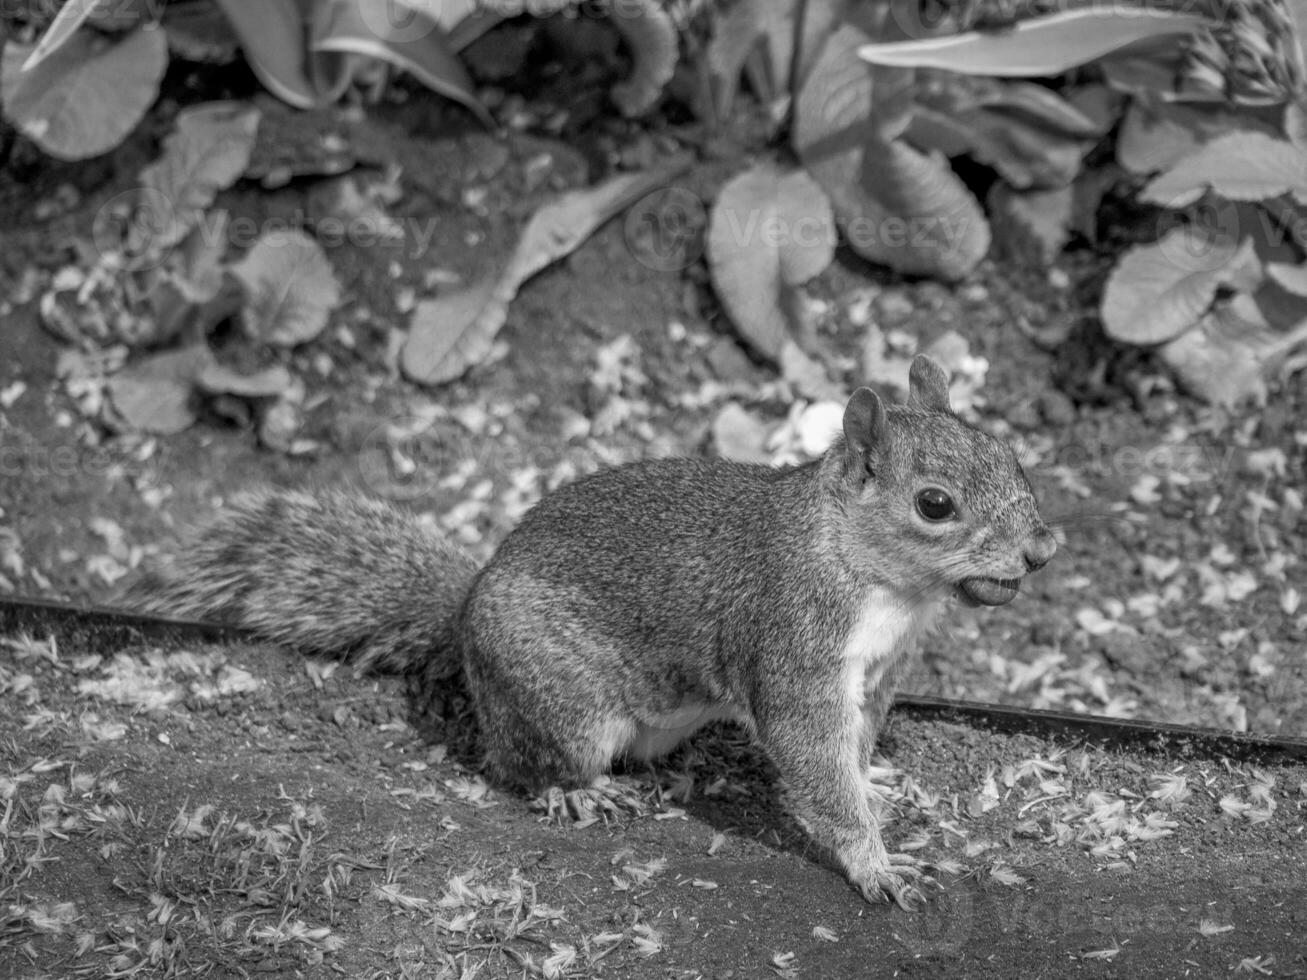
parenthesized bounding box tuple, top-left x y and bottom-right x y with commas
(829, 355, 1057, 607)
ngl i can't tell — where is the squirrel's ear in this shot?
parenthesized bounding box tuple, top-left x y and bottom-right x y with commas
(843, 386, 886, 479)
(908, 355, 952, 413)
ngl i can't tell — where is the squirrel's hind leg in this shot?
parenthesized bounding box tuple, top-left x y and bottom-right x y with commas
(460, 634, 637, 794)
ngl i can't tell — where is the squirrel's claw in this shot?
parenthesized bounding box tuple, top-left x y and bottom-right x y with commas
(533, 775, 647, 827)
(864, 869, 925, 911)
(858, 853, 937, 911)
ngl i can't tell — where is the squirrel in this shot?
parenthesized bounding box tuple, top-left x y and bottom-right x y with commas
(129, 355, 1057, 909)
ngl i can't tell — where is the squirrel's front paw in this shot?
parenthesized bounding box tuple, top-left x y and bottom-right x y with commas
(851, 853, 934, 912)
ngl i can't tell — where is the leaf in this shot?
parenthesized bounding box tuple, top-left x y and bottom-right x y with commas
(607, 0, 678, 117)
(137, 101, 261, 254)
(231, 230, 341, 346)
(212, 0, 318, 108)
(21, 0, 153, 71)
(501, 164, 689, 293)
(989, 864, 1026, 887)
(198, 363, 295, 398)
(1267, 261, 1307, 297)
(403, 164, 686, 385)
(1198, 919, 1235, 937)
(20, 0, 111, 72)
(143, 212, 240, 345)
(1101, 232, 1261, 344)
(169, 213, 232, 305)
(446, 7, 504, 53)
(856, 10, 1213, 77)
(85, 0, 153, 32)
(712, 403, 771, 463)
(780, 340, 845, 402)
(989, 183, 1074, 264)
(1, 26, 167, 161)
(707, 0, 794, 118)
(707, 163, 834, 360)
(907, 76, 1094, 189)
(979, 82, 1105, 139)
(107, 345, 215, 434)
(310, 0, 491, 126)
(1097, 45, 1195, 101)
(1116, 103, 1271, 176)
(1080, 945, 1121, 962)
(162, 1, 242, 64)
(794, 26, 989, 281)
(1288, 99, 1307, 152)
(307, 172, 404, 241)
(402, 281, 504, 387)
(1141, 131, 1307, 209)
(1159, 300, 1280, 407)
(908, 104, 1085, 190)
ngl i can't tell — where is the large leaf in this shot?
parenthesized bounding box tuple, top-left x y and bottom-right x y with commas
(857, 10, 1213, 77)
(135, 101, 261, 255)
(1, 26, 167, 160)
(707, 163, 834, 360)
(793, 25, 989, 281)
(403, 164, 687, 385)
(1141, 131, 1307, 209)
(311, 0, 490, 126)
(1101, 232, 1261, 344)
(230, 230, 341, 347)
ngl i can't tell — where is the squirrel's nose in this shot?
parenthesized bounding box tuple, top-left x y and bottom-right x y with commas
(1023, 529, 1058, 573)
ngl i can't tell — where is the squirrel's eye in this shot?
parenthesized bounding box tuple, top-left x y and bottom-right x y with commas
(916, 488, 956, 522)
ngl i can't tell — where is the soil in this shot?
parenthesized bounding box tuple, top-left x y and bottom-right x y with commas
(1, 606, 1305, 979)
(2, 21, 1306, 980)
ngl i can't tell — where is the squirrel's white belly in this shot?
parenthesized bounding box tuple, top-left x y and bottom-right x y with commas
(841, 588, 944, 706)
(594, 590, 943, 767)
(628, 702, 747, 761)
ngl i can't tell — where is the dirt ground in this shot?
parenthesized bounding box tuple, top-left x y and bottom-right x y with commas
(2, 23, 1307, 980)
(1, 605, 1304, 979)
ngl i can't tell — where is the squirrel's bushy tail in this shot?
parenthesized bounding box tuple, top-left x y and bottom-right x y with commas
(129, 489, 480, 674)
